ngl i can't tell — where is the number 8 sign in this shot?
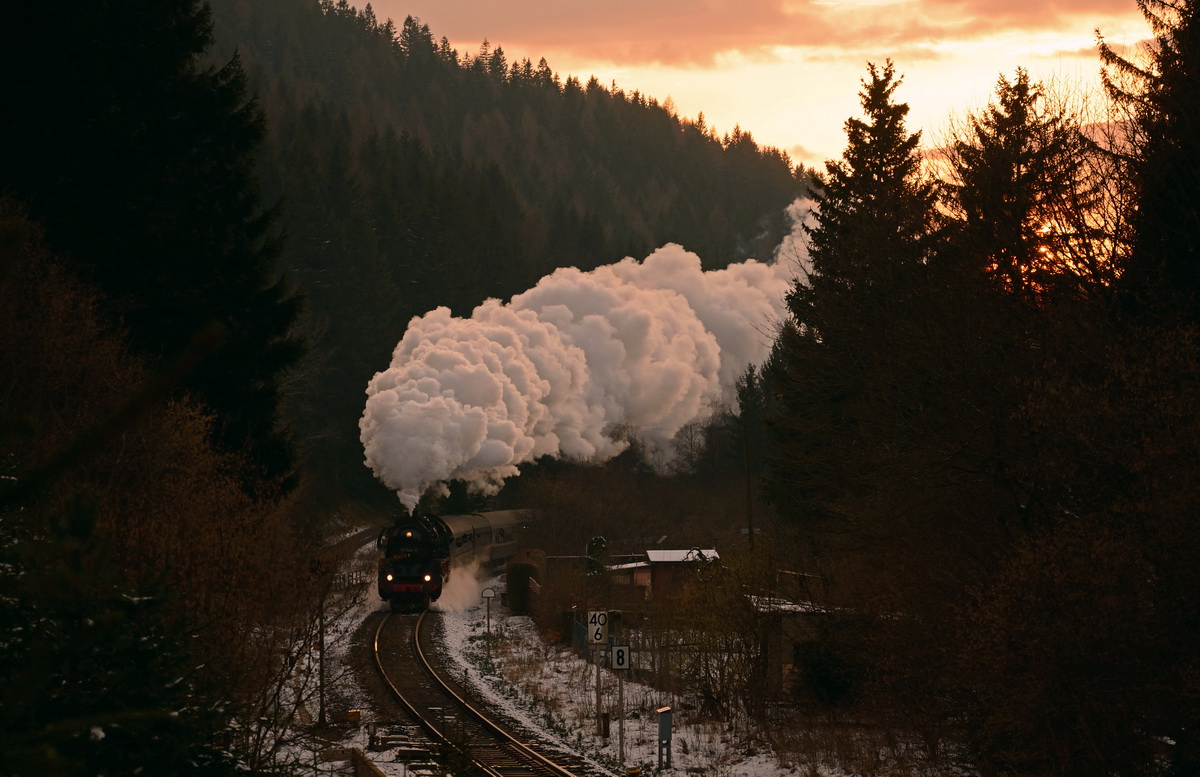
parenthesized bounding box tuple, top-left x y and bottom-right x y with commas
(588, 610, 608, 643)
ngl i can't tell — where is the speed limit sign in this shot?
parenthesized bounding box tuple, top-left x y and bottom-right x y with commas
(612, 645, 631, 670)
(587, 610, 608, 643)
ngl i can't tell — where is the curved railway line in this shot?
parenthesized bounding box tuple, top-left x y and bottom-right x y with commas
(371, 609, 608, 777)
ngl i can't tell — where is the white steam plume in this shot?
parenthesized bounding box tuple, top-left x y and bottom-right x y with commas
(430, 561, 486, 614)
(361, 201, 815, 509)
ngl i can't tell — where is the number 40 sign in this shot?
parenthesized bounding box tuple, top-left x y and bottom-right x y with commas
(587, 610, 608, 644)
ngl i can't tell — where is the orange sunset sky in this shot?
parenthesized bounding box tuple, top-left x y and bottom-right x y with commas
(368, 0, 1151, 169)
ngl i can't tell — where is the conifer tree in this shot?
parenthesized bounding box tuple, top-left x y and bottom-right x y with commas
(943, 69, 1102, 301)
(767, 65, 998, 748)
(398, 16, 436, 63)
(802, 61, 938, 290)
(1101, 0, 1200, 319)
(767, 60, 938, 525)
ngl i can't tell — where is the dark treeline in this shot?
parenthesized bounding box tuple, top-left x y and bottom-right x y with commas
(210, 0, 800, 274)
(205, 0, 805, 507)
(757, 0, 1200, 770)
(1, 2, 340, 773)
(1, 2, 305, 497)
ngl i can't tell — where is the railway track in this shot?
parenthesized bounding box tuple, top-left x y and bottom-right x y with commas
(372, 609, 608, 777)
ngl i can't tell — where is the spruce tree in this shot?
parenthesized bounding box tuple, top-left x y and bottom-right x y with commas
(943, 69, 1103, 301)
(802, 61, 938, 291)
(1101, 0, 1200, 320)
(767, 64, 1000, 748)
(1087, 3, 1200, 771)
(767, 60, 939, 525)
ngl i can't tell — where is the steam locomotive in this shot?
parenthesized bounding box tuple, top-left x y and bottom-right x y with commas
(376, 510, 525, 612)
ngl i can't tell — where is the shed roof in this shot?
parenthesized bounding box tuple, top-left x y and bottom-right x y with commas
(645, 548, 719, 564)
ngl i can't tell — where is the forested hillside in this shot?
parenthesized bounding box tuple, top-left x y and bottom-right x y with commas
(204, 0, 806, 506)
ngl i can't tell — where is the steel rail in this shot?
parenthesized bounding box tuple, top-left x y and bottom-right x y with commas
(371, 611, 447, 741)
(373, 609, 587, 777)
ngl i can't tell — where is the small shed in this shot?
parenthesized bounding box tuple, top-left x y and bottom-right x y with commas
(750, 595, 834, 701)
(610, 547, 719, 601)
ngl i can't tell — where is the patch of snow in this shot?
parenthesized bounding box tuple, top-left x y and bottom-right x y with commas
(428, 575, 834, 777)
(316, 558, 850, 777)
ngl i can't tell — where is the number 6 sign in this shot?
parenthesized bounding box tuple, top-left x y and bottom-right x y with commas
(588, 610, 608, 643)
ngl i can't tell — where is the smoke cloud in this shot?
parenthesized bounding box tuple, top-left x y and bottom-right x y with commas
(360, 201, 814, 509)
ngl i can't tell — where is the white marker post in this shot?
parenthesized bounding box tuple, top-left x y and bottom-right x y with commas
(481, 587, 496, 659)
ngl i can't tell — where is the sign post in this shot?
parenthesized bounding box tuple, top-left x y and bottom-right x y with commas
(481, 587, 496, 659)
(612, 644, 630, 763)
(588, 610, 607, 735)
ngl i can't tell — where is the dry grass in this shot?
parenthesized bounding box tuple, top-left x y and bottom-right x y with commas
(473, 612, 965, 777)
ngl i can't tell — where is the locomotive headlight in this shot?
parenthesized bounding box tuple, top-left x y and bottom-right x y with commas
(385, 574, 394, 582)
(424, 574, 432, 582)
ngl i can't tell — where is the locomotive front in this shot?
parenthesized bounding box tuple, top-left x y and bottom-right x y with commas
(377, 512, 451, 612)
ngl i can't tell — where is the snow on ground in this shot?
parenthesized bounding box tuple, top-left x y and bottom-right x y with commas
(436, 602, 802, 776)
(309, 555, 841, 777)
(430, 569, 829, 777)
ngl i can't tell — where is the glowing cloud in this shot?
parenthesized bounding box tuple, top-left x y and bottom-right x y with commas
(360, 201, 815, 508)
